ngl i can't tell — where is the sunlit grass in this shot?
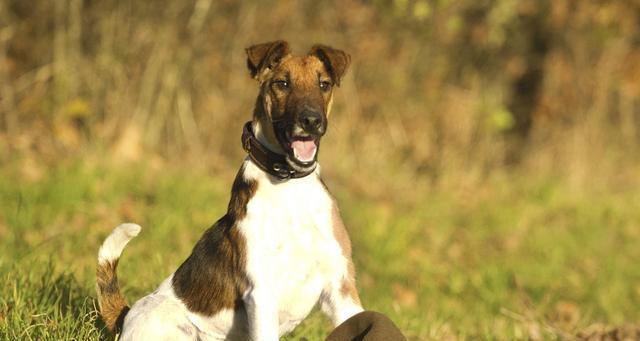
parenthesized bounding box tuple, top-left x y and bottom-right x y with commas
(1, 157, 639, 340)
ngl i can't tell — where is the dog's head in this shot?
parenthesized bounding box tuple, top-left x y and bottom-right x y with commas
(246, 40, 350, 168)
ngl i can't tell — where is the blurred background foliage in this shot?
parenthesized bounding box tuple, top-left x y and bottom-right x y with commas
(1, 0, 638, 189)
(1, 0, 640, 339)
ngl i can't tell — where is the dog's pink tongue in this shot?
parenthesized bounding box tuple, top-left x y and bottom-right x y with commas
(291, 140, 317, 162)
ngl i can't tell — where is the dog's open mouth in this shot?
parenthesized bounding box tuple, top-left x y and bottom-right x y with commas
(274, 123, 322, 167)
(289, 135, 318, 163)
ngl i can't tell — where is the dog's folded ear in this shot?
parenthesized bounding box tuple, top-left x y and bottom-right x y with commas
(309, 45, 351, 86)
(246, 40, 291, 79)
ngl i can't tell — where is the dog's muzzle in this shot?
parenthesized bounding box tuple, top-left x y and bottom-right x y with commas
(242, 121, 317, 180)
(272, 117, 324, 170)
(299, 110, 325, 136)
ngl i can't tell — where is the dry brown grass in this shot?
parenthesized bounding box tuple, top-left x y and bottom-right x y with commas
(1, 0, 638, 191)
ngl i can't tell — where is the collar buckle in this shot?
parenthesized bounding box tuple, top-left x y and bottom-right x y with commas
(272, 163, 291, 179)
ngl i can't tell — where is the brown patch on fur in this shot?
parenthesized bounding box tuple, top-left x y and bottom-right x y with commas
(172, 165, 257, 316)
(96, 259, 130, 332)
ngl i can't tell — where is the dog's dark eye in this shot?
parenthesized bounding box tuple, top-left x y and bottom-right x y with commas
(273, 80, 289, 90)
(319, 81, 332, 92)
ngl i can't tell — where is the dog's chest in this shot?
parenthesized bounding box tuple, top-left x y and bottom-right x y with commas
(240, 165, 345, 329)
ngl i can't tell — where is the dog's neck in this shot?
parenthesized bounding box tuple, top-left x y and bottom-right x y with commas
(252, 120, 285, 155)
(252, 95, 286, 155)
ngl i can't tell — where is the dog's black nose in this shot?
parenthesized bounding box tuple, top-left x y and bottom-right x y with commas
(299, 111, 324, 134)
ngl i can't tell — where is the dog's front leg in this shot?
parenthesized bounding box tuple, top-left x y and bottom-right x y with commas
(320, 276, 365, 327)
(322, 208, 365, 326)
(244, 285, 279, 341)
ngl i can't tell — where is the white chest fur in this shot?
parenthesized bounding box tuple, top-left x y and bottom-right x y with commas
(240, 161, 347, 335)
(118, 160, 361, 340)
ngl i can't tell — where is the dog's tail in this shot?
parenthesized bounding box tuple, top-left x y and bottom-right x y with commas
(96, 223, 141, 332)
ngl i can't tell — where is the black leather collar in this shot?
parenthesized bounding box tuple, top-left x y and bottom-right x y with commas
(241, 121, 316, 180)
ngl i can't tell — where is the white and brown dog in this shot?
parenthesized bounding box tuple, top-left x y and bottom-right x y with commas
(96, 40, 365, 340)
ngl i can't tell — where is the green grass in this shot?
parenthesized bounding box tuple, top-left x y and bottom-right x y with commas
(1, 157, 639, 340)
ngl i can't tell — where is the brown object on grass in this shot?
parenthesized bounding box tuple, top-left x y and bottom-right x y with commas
(326, 311, 407, 341)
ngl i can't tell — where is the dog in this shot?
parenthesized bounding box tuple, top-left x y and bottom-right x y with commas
(96, 40, 365, 340)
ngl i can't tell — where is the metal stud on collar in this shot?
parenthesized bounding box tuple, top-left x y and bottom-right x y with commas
(272, 163, 293, 179)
